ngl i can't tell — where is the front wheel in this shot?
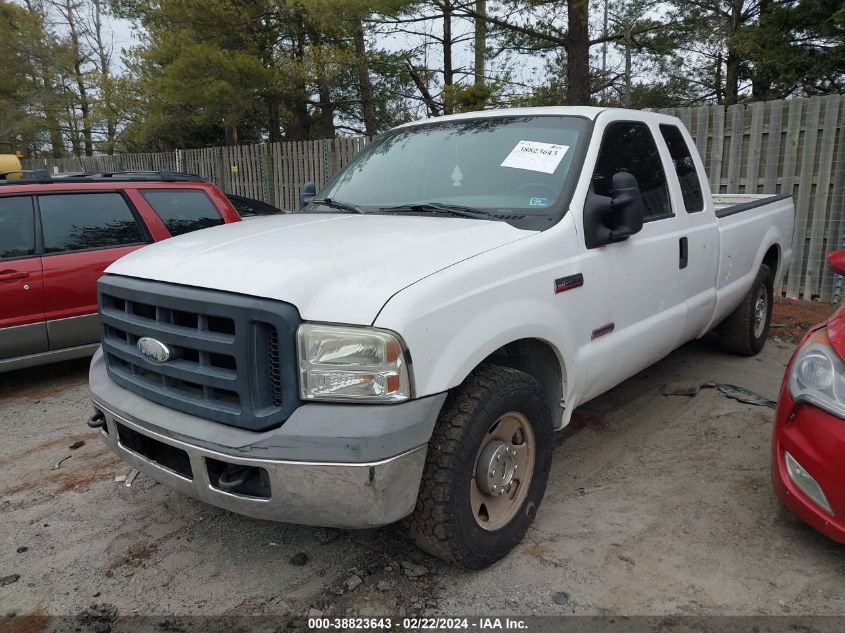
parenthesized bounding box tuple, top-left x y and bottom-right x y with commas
(718, 263, 773, 356)
(405, 364, 552, 569)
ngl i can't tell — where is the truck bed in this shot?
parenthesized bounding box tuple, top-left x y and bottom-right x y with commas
(712, 193, 792, 218)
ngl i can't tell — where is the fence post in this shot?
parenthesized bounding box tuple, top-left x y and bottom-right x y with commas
(323, 138, 332, 183)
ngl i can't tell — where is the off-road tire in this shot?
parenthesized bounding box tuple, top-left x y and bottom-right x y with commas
(405, 364, 553, 569)
(718, 263, 773, 356)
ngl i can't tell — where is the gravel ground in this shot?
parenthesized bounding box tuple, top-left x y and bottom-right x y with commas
(1, 305, 844, 621)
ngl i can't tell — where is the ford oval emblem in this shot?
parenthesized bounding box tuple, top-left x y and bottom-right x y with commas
(137, 337, 172, 363)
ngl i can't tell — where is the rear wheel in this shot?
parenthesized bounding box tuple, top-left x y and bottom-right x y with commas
(405, 364, 552, 569)
(718, 263, 773, 356)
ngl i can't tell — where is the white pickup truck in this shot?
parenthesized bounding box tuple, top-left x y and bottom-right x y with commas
(88, 107, 794, 568)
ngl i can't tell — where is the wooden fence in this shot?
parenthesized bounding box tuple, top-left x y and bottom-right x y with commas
(23, 94, 845, 301)
(23, 137, 369, 214)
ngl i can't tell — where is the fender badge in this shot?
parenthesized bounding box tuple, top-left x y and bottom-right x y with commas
(555, 273, 584, 294)
(591, 323, 615, 340)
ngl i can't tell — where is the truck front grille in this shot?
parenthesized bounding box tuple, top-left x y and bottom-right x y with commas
(98, 275, 301, 431)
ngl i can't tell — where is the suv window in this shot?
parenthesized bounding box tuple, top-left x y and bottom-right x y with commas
(143, 189, 223, 236)
(659, 124, 704, 213)
(39, 193, 146, 254)
(0, 196, 36, 260)
(592, 122, 671, 220)
(227, 193, 283, 217)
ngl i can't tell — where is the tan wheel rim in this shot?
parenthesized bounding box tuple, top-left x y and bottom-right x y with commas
(470, 411, 536, 531)
(753, 284, 768, 338)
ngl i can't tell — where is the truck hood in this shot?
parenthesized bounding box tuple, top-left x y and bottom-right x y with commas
(107, 213, 534, 324)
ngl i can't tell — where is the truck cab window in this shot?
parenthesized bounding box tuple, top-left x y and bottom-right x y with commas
(592, 122, 671, 221)
(659, 124, 704, 213)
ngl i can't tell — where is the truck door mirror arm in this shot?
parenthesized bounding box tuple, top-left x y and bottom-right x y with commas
(583, 171, 646, 249)
(300, 181, 317, 210)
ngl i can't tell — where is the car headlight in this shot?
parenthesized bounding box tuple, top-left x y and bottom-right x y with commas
(788, 328, 845, 418)
(297, 324, 411, 402)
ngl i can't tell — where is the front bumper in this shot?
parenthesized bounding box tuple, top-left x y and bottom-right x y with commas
(772, 388, 845, 543)
(89, 349, 446, 528)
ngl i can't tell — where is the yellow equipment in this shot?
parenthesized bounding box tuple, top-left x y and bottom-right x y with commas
(0, 142, 23, 179)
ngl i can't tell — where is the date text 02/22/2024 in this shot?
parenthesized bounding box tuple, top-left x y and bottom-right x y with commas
(307, 617, 529, 630)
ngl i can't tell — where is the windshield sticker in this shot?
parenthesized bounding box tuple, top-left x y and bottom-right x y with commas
(501, 140, 569, 174)
(529, 197, 549, 207)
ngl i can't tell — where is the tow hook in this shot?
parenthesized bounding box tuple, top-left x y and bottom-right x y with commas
(87, 411, 106, 429)
(217, 466, 251, 491)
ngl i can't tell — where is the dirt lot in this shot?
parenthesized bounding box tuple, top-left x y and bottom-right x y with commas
(1, 301, 844, 621)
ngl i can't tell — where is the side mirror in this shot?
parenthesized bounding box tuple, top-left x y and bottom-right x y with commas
(827, 250, 845, 276)
(300, 181, 317, 209)
(583, 171, 646, 248)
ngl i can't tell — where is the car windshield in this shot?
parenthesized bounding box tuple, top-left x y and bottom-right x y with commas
(315, 115, 588, 216)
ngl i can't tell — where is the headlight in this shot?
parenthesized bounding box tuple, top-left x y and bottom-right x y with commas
(788, 328, 845, 418)
(297, 324, 411, 402)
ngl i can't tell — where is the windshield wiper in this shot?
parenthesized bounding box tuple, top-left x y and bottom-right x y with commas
(377, 202, 491, 220)
(310, 197, 367, 214)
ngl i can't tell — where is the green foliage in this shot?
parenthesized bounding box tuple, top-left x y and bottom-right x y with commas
(733, 0, 845, 98)
(0, 1, 73, 156)
(4, 0, 845, 155)
(113, 0, 415, 149)
(443, 82, 501, 113)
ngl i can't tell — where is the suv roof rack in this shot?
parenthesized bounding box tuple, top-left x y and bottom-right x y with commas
(0, 169, 207, 186)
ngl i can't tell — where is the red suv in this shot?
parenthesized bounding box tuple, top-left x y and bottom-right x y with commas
(0, 172, 241, 372)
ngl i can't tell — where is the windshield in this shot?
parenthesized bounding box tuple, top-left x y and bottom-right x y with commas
(315, 115, 588, 218)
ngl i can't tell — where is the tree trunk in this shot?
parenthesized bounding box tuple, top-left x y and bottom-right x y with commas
(288, 34, 311, 141)
(474, 0, 486, 85)
(308, 30, 335, 139)
(91, 0, 116, 154)
(40, 68, 64, 158)
(723, 0, 742, 105)
(353, 20, 377, 137)
(407, 60, 441, 117)
(442, 0, 454, 113)
(624, 27, 632, 107)
(66, 100, 82, 157)
(566, 0, 590, 105)
(267, 96, 282, 142)
(715, 51, 723, 104)
(724, 50, 739, 105)
(751, 0, 773, 100)
(24, 2, 64, 157)
(61, 0, 93, 156)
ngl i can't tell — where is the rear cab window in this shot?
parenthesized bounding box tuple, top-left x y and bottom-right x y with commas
(38, 192, 147, 254)
(142, 189, 224, 236)
(659, 124, 705, 213)
(0, 196, 36, 260)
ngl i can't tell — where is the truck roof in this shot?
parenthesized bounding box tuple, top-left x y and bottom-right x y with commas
(396, 106, 680, 129)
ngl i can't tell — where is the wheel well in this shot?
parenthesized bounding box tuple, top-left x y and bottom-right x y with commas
(763, 244, 780, 282)
(481, 338, 565, 427)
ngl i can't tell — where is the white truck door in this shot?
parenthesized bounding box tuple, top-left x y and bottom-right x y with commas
(656, 123, 720, 343)
(580, 120, 688, 399)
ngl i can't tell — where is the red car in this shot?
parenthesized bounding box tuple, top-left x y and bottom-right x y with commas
(772, 249, 845, 543)
(0, 172, 241, 372)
